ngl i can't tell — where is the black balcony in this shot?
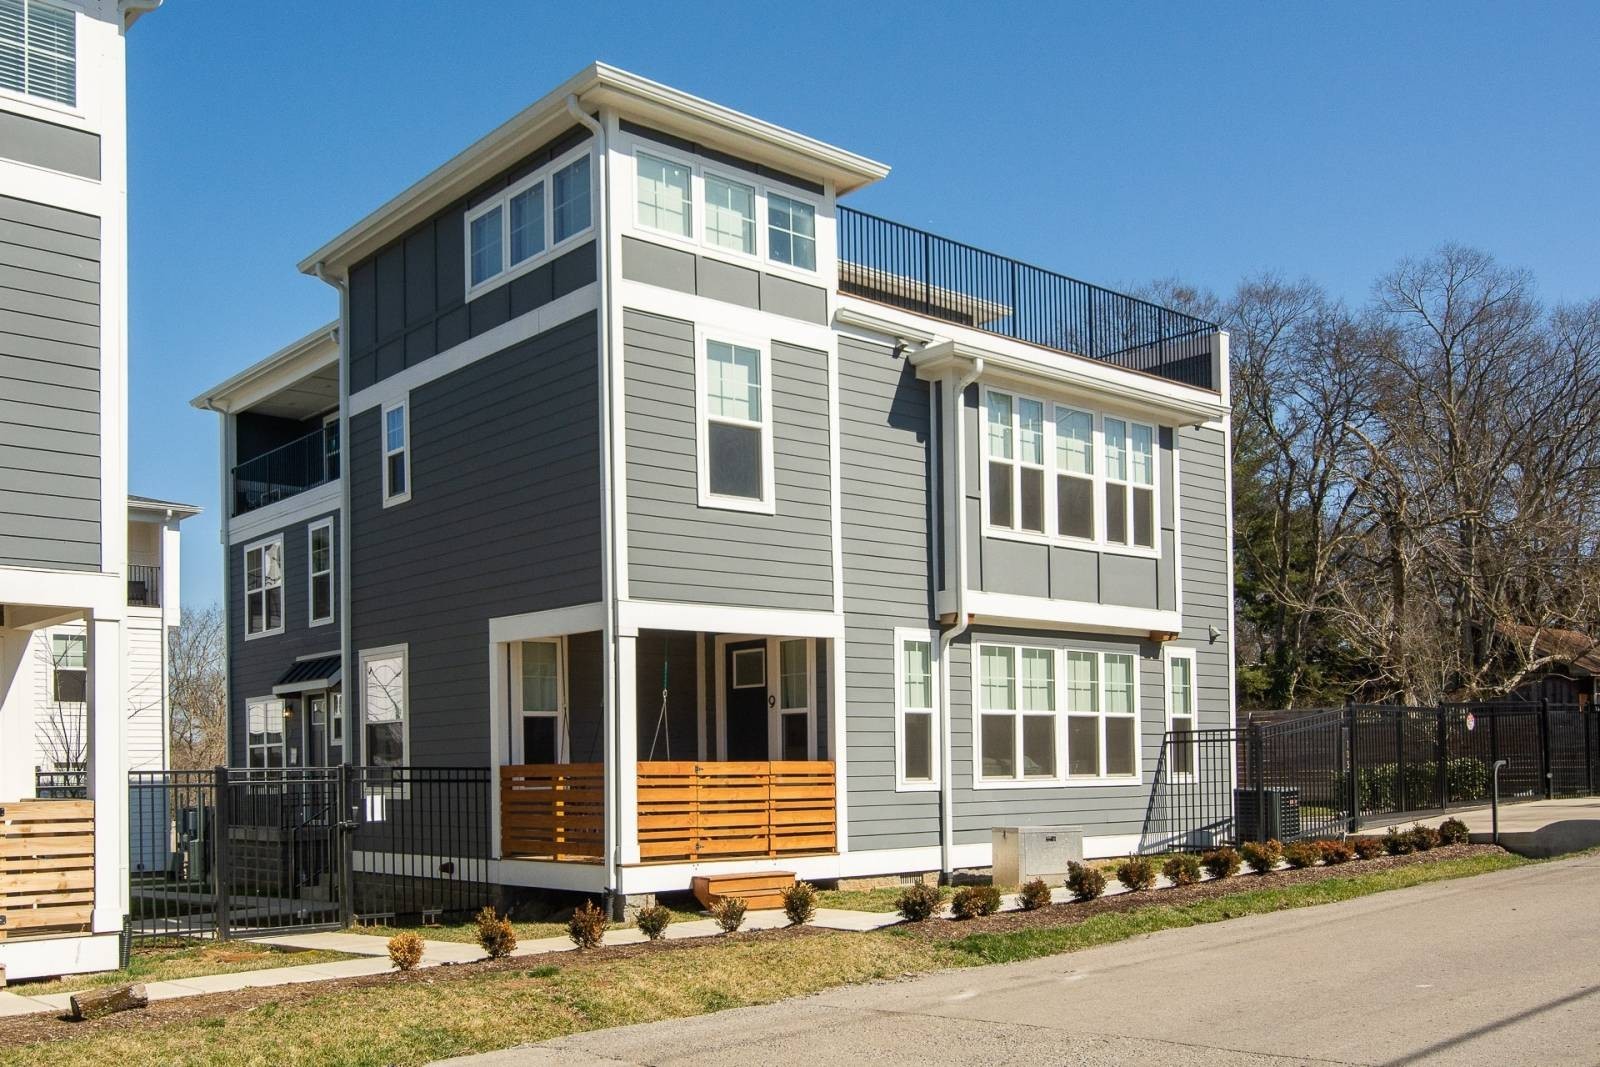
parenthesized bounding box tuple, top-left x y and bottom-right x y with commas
(232, 426, 337, 517)
(128, 564, 160, 607)
(837, 207, 1219, 390)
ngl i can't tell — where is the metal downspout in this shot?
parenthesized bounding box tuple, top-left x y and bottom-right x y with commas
(311, 263, 351, 773)
(939, 357, 983, 879)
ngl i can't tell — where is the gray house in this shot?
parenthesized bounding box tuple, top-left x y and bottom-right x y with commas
(194, 63, 1233, 905)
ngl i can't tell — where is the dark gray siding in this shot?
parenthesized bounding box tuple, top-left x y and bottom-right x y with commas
(0, 194, 100, 570)
(0, 111, 99, 180)
(623, 309, 834, 611)
(227, 512, 341, 760)
(622, 237, 827, 325)
(348, 312, 602, 766)
(635, 629, 699, 762)
(838, 336, 941, 852)
(346, 127, 596, 392)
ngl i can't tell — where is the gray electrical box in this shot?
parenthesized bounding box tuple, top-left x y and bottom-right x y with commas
(991, 825, 1084, 886)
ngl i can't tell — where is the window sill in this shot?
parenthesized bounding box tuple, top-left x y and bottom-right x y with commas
(243, 628, 285, 642)
(695, 493, 776, 516)
(894, 780, 941, 794)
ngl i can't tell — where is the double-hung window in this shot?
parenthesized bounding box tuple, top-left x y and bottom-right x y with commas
(636, 152, 692, 237)
(767, 192, 816, 270)
(244, 537, 284, 638)
(698, 335, 771, 510)
(977, 644, 1141, 785)
(552, 156, 591, 242)
(1105, 419, 1156, 548)
(0, 0, 76, 108)
(704, 173, 756, 254)
(361, 647, 408, 769)
(1167, 650, 1197, 777)
(1103, 653, 1139, 776)
(308, 520, 333, 626)
(50, 632, 85, 703)
(246, 696, 286, 771)
(896, 633, 938, 789)
(983, 392, 1045, 534)
(977, 646, 1057, 781)
(516, 640, 563, 764)
(465, 148, 593, 295)
(382, 399, 410, 507)
(1055, 407, 1095, 539)
(508, 180, 545, 264)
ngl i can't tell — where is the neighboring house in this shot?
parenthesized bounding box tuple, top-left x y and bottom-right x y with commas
(0, 0, 162, 981)
(1497, 624, 1599, 706)
(194, 63, 1234, 910)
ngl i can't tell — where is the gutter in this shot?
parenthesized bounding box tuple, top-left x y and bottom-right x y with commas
(311, 261, 352, 777)
(938, 356, 983, 880)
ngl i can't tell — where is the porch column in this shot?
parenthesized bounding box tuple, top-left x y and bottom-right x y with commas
(617, 634, 640, 865)
(87, 615, 127, 933)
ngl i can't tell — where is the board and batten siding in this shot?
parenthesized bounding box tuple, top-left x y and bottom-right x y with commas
(348, 312, 602, 767)
(623, 309, 834, 611)
(837, 335, 941, 853)
(0, 194, 101, 571)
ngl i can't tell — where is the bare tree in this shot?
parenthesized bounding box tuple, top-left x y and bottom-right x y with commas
(36, 632, 87, 771)
(168, 605, 228, 770)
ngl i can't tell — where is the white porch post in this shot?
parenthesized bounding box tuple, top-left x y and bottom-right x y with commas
(487, 639, 509, 859)
(87, 614, 127, 933)
(617, 633, 640, 866)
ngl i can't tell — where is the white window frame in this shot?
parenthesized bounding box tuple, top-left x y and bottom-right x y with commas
(307, 518, 334, 628)
(244, 695, 287, 772)
(49, 631, 85, 704)
(381, 397, 411, 508)
(894, 627, 940, 792)
(510, 637, 568, 764)
(978, 385, 1162, 559)
(1164, 647, 1199, 781)
(358, 644, 409, 779)
(693, 326, 776, 514)
(243, 535, 285, 640)
(462, 142, 595, 301)
(770, 637, 816, 762)
(0, 0, 78, 113)
(765, 190, 818, 274)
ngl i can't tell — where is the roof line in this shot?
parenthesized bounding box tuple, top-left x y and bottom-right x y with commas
(190, 320, 339, 411)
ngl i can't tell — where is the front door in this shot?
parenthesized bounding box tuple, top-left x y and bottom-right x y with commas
(721, 638, 817, 761)
(724, 639, 769, 760)
(306, 693, 329, 766)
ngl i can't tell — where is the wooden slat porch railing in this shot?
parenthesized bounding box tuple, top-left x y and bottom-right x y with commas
(0, 799, 95, 939)
(499, 764, 605, 861)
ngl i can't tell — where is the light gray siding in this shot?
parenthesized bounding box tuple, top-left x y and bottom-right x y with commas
(347, 312, 602, 766)
(0, 194, 100, 570)
(623, 309, 834, 611)
(0, 111, 100, 180)
(621, 237, 828, 325)
(1176, 424, 1233, 723)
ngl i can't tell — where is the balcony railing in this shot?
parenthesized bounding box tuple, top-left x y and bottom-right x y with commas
(128, 564, 160, 607)
(837, 206, 1219, 390)
(232, 427, 337, 517)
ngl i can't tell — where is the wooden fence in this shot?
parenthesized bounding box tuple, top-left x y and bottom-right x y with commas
(499, 764, 605, 861)
(0, 799, 95, 939)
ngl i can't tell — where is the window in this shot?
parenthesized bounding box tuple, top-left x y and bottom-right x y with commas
(323, 414, 340, 481)
(767, 192, 816, 270)
(464, 148, 593, 294)
(636, 152, 692, 237)
(50, 633, 85, 703)
(508, 181, 545, 264)
(552, 156, 590, 242)
(704, 173, 756, 254)
(382, 399, 410, 506)
(308, 520, 333, 627)
(776, 639, 812, 760)
(516, 640, 563, 764)
(896, 634, 938, 789)
(244, 537, 284, 638)
(1105, 420, 1156, 548)
(1055, 407, 1095, 539)
(977, 646, 1058, 781)
(360, 647, 407, 769)
(1104, 653, 1139, 776)
(246, 697, 286, 770)
(731, 647, 765, 689)
(1167, 650, 1197, 777)
(0, 0, 76, 108)
(698, 335, 772, 511)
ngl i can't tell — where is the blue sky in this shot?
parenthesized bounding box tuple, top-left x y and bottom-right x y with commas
(127, 1, 1600, 607)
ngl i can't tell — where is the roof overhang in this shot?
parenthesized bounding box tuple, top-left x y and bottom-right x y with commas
(297, 62, 890, 280)
(129, 496, 202, 520)
(190, 321, 339, 415)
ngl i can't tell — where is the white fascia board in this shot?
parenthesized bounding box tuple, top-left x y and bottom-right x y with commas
(226, 480, 341, 545)
(190, 322, 339, 413)
(0, 566, 122, 618)
(488, 602, 607, 644)
(618, 600, 844, 640)
(963, 590, 1182, 638)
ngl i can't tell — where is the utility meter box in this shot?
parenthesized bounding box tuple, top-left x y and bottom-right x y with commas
(991, 826, 1084, 886)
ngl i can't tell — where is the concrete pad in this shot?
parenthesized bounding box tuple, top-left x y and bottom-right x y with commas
(0, 991, 60, 1016)
(1362, 797, 1600, 856)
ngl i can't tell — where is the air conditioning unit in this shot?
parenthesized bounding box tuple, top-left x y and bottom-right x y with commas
(991, 826, 1084, 886)
(1234, 788, 1301, 842)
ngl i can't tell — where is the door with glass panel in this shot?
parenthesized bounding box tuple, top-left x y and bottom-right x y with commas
(514, 640, 564, 764)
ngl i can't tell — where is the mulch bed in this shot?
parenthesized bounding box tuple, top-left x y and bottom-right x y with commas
(0, 843, 1504, 1047)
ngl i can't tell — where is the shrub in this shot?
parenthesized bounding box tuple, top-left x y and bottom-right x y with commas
(1406, 824, 1441, 852)
(895, 882, 945, 922)
(1163, 853, 1202, 887)
(387, 931, 424, 971)
(711, 896, 747, 933)
(475, 905, 518, 959)
(1438, 817, 1471, 845)
(1115, 856, 1157, 891)
(1318, 839, 1355, 865)
(1282, 841, 1322, 869)
(782, 881, 818, 926)
(950, 884, 1003, 919)
(1017, 878, 1053, 911)
(567, 899, 609, 950)
(634, 903, 672, 941)
(1351, 836, 1386, 860)
(1382, 826, 1414, 856)
(1201, 847, 1241, 879)
(1066, 861, 1107, 901)
(1240, 839, 1283, 874)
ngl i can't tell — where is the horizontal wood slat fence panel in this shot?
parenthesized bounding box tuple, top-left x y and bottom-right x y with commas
(500, 764, 605, 861)
(0, 799, 95, 939)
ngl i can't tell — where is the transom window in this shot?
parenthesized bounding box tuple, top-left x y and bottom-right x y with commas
(976, 643, 1141, 785)
(244, 537, 284, 638)
(896, 633, 938, 789)
(308, 520, 333, 626)
(382, 399, 410, 507)
(697, 335, 773, 511)
(983, 387, 1160, 552)
(464, 147, 593, 295)
(0, 0, 76, 108)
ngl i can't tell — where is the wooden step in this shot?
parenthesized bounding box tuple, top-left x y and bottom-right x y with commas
(692, 870, 795, 911)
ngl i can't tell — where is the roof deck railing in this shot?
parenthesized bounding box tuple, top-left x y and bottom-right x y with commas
(837, 206, 1219, 390)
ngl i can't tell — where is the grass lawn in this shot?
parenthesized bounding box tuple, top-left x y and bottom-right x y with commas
(6, 940, 357, 998)
(0, 849, 1530, 1067)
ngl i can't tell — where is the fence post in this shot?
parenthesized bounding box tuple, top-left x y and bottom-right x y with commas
(1346, 703, 1360, 832)
(212, 765, 231, 941)
(1248, 722, 1266, 843)
(1395, 709, 1407, 813)
(1587, 710, 1595, 797)
(1540, 699, 1554, 800)
(1436, 704, 1449, 810)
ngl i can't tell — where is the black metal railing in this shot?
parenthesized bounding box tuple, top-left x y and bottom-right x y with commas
(837, 206, 1220, 390)
(128, 564, 161, 607)
(36, 768, 87, 798)
(231, 427, 335, 517)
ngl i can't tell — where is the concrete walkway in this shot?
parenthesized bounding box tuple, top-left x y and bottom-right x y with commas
(1361, 796, 1600, 856)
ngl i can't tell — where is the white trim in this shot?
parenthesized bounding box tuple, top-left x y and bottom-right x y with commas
(509, 637, 568, 763)
(1163, 645, 1199, 782)
(893, 627, 940, 792)
(380, 396, 411, 508)
(695, 631, 707, 760)
(191, 322, 339, 414)
(731, 646, 766, 689)
(693, 325, 776, 514)
(771, 636, 816, 761)
(963, 590, 1180, 636)
(243, 693, 287, 769)
(463, 141, 595, 301)
(306, 518, 334, 628)
(616, 277, 835, 350)
(226, 481, 341, 546)
(241, 534, 285, 641)
(617, 599, 842, 639)
(357, 643, 410, 770)
(487, 601, 606, 644)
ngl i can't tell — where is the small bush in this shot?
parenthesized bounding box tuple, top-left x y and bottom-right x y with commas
(1115, 856, 1157, 891)
(711, 896, 747, 933)
(1282, 841, 1322, 869)
(475, 905, 518, 959)
(950, 884, 1003, 919)
(634, 903, 672, 941)
(387, 931, 424, 971)
(1319, 839, 1355, 865)
(1066, 861, 1107, 901)
(895, 882, 945, 922)
(1351, 836, 1386, 860)
(1201, 847, 1241, 879)
(1406, 823, 1441, 852)
(1163, 853, 1202, 886)
(1017, 878, 1053, 911)
(1438, 817, 1471, 845)
(567, 899, 609, 950)
(782, 881, 818, 926)
(1382, 826, 1414, 856)
(1240, 839, 1283, 874)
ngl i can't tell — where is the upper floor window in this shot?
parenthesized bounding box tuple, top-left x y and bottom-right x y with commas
(983, 387, 1160, 553)
(767, 193, 816, 271)
(382, 399, 410, 507)
(50, 632, 85, 703)
(0, 0, 76, 108)
(704, 173, 756, 255)
(697, 334, 773, 513)
(464, 147, 593, 296)
(637, 152, 692, 237)
(244, 537, 284, 638)
(323, 414, 341, 481)
(308, 519, 334, 627)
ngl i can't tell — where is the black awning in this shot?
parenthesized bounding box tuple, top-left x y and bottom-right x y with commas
(272, 655, 342, 695)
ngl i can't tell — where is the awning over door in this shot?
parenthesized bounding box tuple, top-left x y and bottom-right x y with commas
(272, 655, 341, 696)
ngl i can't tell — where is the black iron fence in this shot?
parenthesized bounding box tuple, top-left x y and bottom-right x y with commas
(35, 768, 87, 798)
(231, 426, 334, 517)
(837, 206, 1219, 390)
(1142, 702, 1600, 852)
(128, 765, 491, 941)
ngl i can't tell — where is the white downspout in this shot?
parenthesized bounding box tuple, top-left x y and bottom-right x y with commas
(311, 264, 350, 770)
(938, 356, 982, 880)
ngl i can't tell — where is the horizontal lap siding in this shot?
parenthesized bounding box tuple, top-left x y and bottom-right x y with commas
(0, 195, 100, 570)
(624, 309, 833, 611)
(838, 336, 941, 853)
(349, 313, 601, 767)
(1178, 425, 1233, 725)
